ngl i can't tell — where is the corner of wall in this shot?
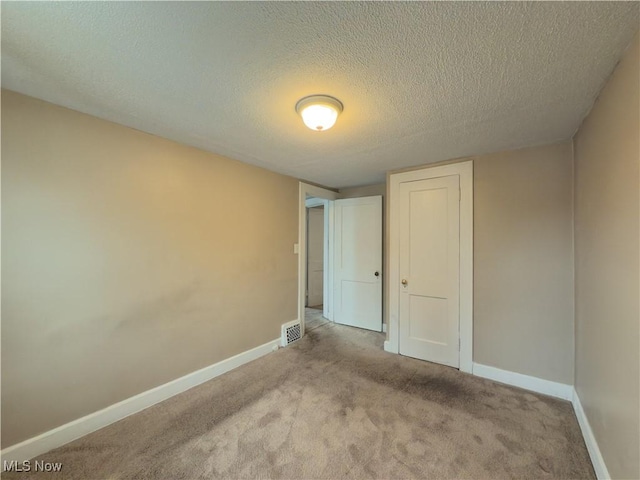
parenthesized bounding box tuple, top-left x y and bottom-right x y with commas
(570, 137, 577, 387)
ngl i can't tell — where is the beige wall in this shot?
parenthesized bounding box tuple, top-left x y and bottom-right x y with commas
(573, 32, 639, 480)
(1, 90, 299, 448)
(474, 143, 575, 384)
(339, 183, 386, 199)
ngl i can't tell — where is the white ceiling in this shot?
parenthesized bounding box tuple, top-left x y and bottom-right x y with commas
(2, 2, 638, 188)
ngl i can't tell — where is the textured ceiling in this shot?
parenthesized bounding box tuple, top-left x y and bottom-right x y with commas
(2, 2, 638, 188)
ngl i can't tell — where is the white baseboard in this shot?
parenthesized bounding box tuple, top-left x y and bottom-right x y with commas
(472, 363, 573, 401)
(3, 343, 609, 480)
(572, 388, 610, 479)
(1, 338, 280, 463)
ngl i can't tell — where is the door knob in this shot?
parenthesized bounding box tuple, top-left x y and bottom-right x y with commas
(374, 271, 380, 277)
(401, 279, 408, 286)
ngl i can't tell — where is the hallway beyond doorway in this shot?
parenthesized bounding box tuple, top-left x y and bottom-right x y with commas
(305, 306, 329, 332)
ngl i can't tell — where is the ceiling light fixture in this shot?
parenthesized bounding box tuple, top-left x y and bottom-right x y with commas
(295, 95, 343, 132)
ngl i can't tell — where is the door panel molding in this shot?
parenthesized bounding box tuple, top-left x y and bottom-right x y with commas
(386, 161, 473, 373)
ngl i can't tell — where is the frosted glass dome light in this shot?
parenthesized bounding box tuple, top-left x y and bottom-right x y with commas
(295, 95, 343, 132)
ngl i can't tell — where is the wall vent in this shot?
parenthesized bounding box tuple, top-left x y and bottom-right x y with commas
(281, 320, 302, 346)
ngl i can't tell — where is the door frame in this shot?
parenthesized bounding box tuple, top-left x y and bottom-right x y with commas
(298, 182, 339, 336)
(385, 160, 473, 373)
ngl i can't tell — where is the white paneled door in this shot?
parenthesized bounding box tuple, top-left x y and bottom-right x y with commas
(399, 176, 460, 367)
(334, 196, 382, 331)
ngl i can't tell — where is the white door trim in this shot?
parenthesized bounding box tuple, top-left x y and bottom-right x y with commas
(298, 183, 339, 335)
(305, 197, 325, 208)
(386, 161, 473, 373)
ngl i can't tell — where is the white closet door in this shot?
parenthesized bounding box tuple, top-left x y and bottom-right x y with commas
(399, 176, 460, 367)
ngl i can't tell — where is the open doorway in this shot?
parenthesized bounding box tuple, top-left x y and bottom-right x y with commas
(298, 183, 338, 336)
(306, 202, 324, 309)
(305, 202, 329, 332)
(298, 182, 384, 338)
(304, 196, 331, 332)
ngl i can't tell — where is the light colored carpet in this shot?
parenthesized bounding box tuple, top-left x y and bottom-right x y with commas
(5, 322, 595, 479)
(305, 306, 330, 332)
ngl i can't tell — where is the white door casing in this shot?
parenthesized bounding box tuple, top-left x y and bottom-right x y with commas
(399, 175, 460, 367)
(307, 207, 324, 307)
(334, 196, 383, 331)
(386, 161, 473, 373)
